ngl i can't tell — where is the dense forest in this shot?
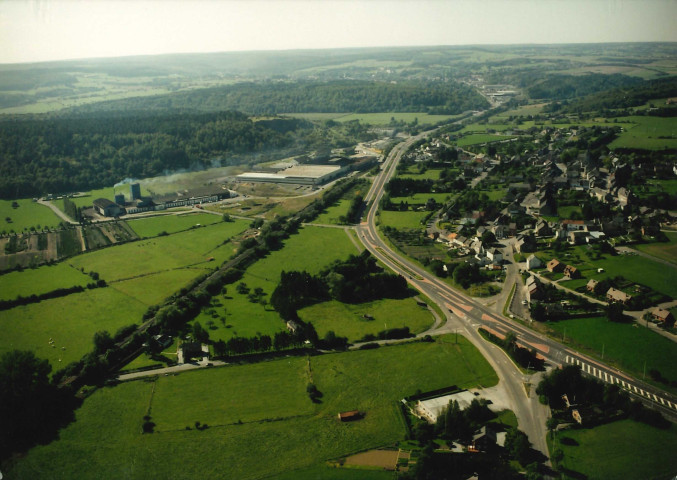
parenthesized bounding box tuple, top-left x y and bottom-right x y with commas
(526, 73, 643, 100)
(67, 80, 489, 116)
(0, 111, 380, 199)
(545, 75, 677, 113)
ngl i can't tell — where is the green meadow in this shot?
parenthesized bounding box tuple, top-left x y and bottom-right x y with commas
(0, 198, 63, 233)
(554, 419, 677, 480)
(299, 297, 435, 341)
(546, 316, 677, 386)
(609, 116, 677, 150)
(127, 212, 223, 238)
(378, 210, 429, 230)
(192, 225, 361, 343)
(0, 287, 147, 368)
(68, 219, 248, 281)
(109, 268, 208, 306)
(455, 133, 517, 147)
(633, 232, 677, 265)
(7, 335, 497, 480)
(0, 263, 90, 301)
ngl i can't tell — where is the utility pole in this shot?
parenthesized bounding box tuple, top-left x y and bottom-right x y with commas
(602, 343, 605, 360)
(643, 361, 646, 381)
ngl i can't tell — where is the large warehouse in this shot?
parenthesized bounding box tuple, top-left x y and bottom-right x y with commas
(236, 164, 348, 186)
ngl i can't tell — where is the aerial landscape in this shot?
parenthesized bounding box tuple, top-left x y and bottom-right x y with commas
(0, 1, 676, 479)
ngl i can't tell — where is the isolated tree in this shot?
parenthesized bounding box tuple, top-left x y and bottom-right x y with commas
(606, 302, 624, 323)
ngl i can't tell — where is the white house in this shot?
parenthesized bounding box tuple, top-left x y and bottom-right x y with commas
(526, 254, 542, 270)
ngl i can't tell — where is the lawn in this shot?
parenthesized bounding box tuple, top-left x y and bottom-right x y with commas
(546, 316, 677, 387)
(0, 263, 90, 301)
(609, 116, 677, 150)
(127, 213, 224, 238)
(554, 419, 677, 480)
(68, 219, 248, 281)
(6, 335, 497, 480)
(0, 198, 63, 233)
(557, 205, 582, 219)
(298, 297, 435, 341)
(0, 287, 148, 368)
(378, 210, 429, 230)
(633, 232, 677, 265)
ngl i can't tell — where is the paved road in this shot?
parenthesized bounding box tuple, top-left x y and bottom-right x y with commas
(355, 128, 677, 457)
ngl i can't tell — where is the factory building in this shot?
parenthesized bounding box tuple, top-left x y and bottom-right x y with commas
(236, 164, 348, 186)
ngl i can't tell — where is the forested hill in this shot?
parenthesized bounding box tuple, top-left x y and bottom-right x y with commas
(66, 80, 489, 116)
(0, 111, 309, 199)
(545, 76, 677, 113)
(526, 73, 643, 100)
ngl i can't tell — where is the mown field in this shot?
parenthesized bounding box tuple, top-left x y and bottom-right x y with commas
(633, 232, 677, 265)
(68, 219, 248, 281)
(192, 225, 361, 344)
(0, 198, 63, 233)
(298, 297, 435, 341)
(7, 335, 497, 480)
(0, 287, 148, 368)
(455, 133, 517, 147)
(554, 419, 677, 480)
(608, 116, 677, 150)
(127, 212, 223, 238)
(378, 210, 429, 230)
(0, 263, 90, 301)
(546, 316, 677, 386)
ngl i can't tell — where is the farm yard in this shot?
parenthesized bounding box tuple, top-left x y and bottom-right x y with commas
(7, 335, 497, 480)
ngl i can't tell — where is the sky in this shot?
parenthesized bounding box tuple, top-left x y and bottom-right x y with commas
(0, 0, 675, 64)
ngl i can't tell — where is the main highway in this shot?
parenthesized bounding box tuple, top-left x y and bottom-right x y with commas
(355, 130, 677, 457)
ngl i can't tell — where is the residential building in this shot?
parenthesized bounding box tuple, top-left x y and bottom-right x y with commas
(526, 254, 542, 270)
(547, 258, 564, 273)
(606, 287, 632, 305)
(652, 308, 675, 326)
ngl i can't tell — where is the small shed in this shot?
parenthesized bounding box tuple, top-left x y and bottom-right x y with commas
(338, 410, 363, 422)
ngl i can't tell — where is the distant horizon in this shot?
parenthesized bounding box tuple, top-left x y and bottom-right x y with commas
(1, 0, 675, 65)
(2, 40, 676, 67)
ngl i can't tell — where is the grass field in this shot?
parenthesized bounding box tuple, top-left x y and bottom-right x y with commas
(0, 287, 148, 368)
(541, 245, 677, 298)
(390, 193, 452, 205)
(298, 297, 435, 341)
(546, 316, 677, 385)
(7, 335, 497, 479)
(192, 225, 361, 344)
(272, 466, 395, 480)
(0, 198, 63, 233)
(554, 419, 677, 480)
(609, 116, 677, 150)
(110, 268, 207, 306)
(633, 232, 677, 265)
(0, 263, 90, 301)
(455, 134, 517, 147)
(127, 213, 224, 238)
(557, 205, 583, 219)
(459, 123, 515, 133)
(312, 198, 353, 224)
(396, 168, 442, 181)
(68, 219, 248, 282)
(378, 210, 429, 230)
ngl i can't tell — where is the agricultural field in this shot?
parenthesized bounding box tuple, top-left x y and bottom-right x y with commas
(127, 212, 223, 238)
(298, 297, 435, 341)
(553, 419, 677, 480)
(68, 219, 248, 282)
(109, 268, 207, 306)
(458, 122, 516, 134)
(0, 287, 147, 368)
(7, 335, 497, 480)
(192, 225, 361, 344)
(378, 210, 429, 230)
(0, 263, 90, 301)
(608, 116, 677, 150)
(632, 232, 677, 265)
(546, 316, 677, 387)
(0, 198, 63, 233)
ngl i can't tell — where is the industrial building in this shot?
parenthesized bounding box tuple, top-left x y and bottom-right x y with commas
(236, 164, 347, 186)
(416, 390, 477, 423)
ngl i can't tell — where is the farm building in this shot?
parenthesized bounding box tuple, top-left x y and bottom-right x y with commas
(417, 390, 476, 424)
(93, 198, 124, 217)
(237, 164, 349, 186)
(338, 410, 362, 422)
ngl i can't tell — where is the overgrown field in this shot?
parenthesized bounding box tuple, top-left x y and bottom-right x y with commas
(554, 419, 677, 480)
(298, 297, 435, 341)
(7, 335, 497, 479)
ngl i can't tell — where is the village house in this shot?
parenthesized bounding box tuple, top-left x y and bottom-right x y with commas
(586, 279, 598, 293)
(563, 265, 580, 279)
(525, 275, 541, 302)
(547, 258, 564, 273)
(526, 254, 542, 270)
(651, 308, 675, 327)
(606, 287, 632, 305)
(486, 248, 503, 264)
